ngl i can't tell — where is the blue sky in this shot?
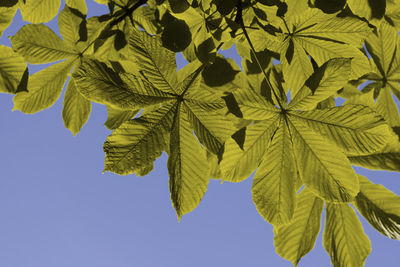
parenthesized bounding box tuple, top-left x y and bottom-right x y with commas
(0, 1, 399, 266)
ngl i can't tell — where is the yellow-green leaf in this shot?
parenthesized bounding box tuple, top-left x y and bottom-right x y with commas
(13, 59, 76, 113)
(323, 203, 371, 267)
(274, 188, 324, 266)
(62, 79, 91, 136)
(252, 120, 297, 225)
(20, 0, 61, 24)
(288, 117, 359, 202)
(104, 102, 177, 176)
(168, 104, 210, 219)
(290, 105, 395, 155)
(11, 24, 77, 64)
(355, 175, 400, 240)
(220, 115, 280, 183)
(72, 59, 173, 110)
(0, 45, 27, 94)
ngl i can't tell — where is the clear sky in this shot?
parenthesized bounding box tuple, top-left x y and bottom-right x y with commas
(0, 1, 399, 267)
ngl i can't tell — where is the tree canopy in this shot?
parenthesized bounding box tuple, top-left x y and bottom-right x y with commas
(1, 0, 400, 266)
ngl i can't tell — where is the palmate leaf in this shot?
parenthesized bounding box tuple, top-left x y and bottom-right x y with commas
(274, 188, 324, 266)
(355, 21, 400, 127)
(323, 203, 371, 267)
(224, 58, 371, 203)
(77, 29, 235, 218)
(254, 7, 371, 94)
(10, 5, 96, 135)
(355, 175, 400, 240)
(0, 45, 27, 94)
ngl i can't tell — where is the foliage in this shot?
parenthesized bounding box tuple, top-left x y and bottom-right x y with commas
(1, 0, 400, 266)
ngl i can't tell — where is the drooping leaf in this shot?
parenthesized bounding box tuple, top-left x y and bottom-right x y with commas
(62, 78, 92, 136)
(323, 203, 371, 267)
(348, 143, 400, 172)
(168, 104, 210, 219)
(274, 188, 324, 266)
(252, 120, 297, 225)
(355, 175, 400, 240)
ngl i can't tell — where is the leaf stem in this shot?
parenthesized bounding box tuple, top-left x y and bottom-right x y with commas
(236, 1, 284, 110)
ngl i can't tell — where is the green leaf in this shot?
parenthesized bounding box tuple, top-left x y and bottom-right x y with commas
(220, 115, 281, 183)
(252, 120, 297, 225)
(290, 105, 395, 155)
(13, 59, 76, 113)
(288, 117, 359, 202)
(365, 21, 398, 76)
(231, 87, 279, 120)
(104, 102, 177, 176)
(65, 0, 87, 15)
(0, 6, 17, 38)
(0, 45, 27, 94)
(20, 0, 61, 23)
(274, 188, 324, 266)
(72, 59, 174, 110)
(281, 37, 314, 96)
(168, 104, 210, 219)
(186, 104, 233, 155)
(105, 106, 139, 130)
(58, 4, 87, 45)
(62, 79, 91, 136)
(129, 28, 178, 94)
(376, 87, 400, 126)
(288, 58, 351, 110)
(348, 143, 400, 172)
(323, 203, 371, 267)
(347, 0, 386, 22)
(11, 24, 77, 64)
(355, 175, 400, 240)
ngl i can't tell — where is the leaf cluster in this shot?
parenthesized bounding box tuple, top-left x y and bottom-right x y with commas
(1, 0, 400, 266)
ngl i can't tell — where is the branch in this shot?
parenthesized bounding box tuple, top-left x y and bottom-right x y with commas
(236, 1, 284, 110)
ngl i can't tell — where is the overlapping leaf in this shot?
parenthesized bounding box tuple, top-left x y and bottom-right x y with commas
(222, 58, 386, 203)
(250, 7, 371, 95)
(355, 175, 400, 240)
(354, 21, 400, 127)
(73, 29, 234, 218)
